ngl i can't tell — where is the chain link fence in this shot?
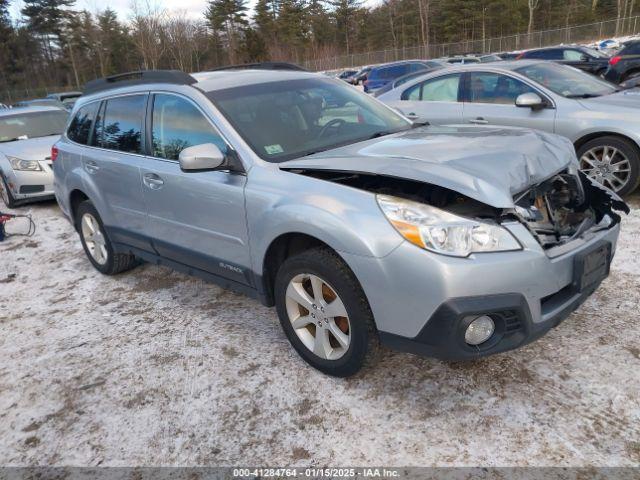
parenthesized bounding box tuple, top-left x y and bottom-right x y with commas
(0, 85, 73, 106)
(304, 15, 640, 71)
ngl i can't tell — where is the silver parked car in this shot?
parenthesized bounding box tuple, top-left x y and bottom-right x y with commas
(0, 106, 68, 208)
(53, 68, 627, 376)
(377, 60, 640, 195)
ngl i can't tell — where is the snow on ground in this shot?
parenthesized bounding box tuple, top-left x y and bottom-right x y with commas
(0, 194, 639, 467)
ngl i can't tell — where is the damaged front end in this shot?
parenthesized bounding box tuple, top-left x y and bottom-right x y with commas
(509, 171, 630, 251)
(285, 167, 629, 254)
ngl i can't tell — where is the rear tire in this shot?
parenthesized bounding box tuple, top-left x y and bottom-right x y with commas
(0, 174, 17, 209)
(577, 136, 640, 196)
(274, 247, 379, 377)
(75, 201, 137, 275)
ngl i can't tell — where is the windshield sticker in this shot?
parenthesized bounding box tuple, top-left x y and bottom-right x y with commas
(264, 144, 284, 155)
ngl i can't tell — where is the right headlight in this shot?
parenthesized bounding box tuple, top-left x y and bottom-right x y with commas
(377, 194, 522, 257)
(8, 156, 42, 171)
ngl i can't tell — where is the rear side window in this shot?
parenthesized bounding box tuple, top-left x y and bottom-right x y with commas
(151, 94, 227, 160)
(526, 49, 561, 60)
(93, 95, 147, 154)
(402, 74, 461, 102)
(67, 102, 99, 145)
(563, 49, 584, 61)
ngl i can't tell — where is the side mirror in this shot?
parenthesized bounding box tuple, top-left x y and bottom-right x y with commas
(515, 92, 545, 110)
(580, 54, 590, 62)
(179, 143, 225, 172)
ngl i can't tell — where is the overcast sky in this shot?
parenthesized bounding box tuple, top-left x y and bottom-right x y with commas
(9, 0, 380, 22)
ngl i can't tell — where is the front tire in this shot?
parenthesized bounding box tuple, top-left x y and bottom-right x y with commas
(75, 201, 137, 275)
(274, 247, 379, 377)
(0, 174, 17, 208)
(577, 136, 640, 196)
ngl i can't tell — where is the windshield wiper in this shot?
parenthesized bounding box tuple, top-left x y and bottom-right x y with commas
(369, 131, 394, 139)
(0, 137, 22, 143)
(565, 93, 602, 99)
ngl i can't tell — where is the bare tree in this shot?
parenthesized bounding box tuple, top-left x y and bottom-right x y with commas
(130, 0, 166, 70)
(527, 0, 540, 37)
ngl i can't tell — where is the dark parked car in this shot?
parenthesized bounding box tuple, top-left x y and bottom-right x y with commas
(372, 64, 445, 97)
(351, 66, 372, 85)
(337, 69, 358, 82)
(516, 45, 610, 76)
(604, 40, 640, 84)
(364, 60, 444, 93)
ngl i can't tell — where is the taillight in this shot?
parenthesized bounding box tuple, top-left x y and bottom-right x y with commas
(51, 145, 59, 162)
(609, 55, 622, 66)
(515, 53, 524, 60)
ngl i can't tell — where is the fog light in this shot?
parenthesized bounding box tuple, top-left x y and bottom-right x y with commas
(465, 315, 495, 345)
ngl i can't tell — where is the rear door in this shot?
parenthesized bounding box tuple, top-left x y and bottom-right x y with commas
(85, 94, 152, 252)
(461, 71, 556, 133)
(139, 92, 251, 285)
(390, 73, 464, 124)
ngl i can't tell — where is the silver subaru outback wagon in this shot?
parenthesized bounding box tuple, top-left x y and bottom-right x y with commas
(53, 67, 628, 377)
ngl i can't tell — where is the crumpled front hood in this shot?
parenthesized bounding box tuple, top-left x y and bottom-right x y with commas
(282, 125, 577, 208)
(0, 135, 59, 160)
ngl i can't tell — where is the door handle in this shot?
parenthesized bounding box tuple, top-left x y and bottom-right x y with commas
(469, 117, 489, 125)
(84, 160, 99, 174)
(143, 173, 164, 190)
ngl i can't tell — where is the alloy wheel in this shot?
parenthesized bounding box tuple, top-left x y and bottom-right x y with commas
(81, 213, 108, 265)
(580, 145, 631, 193)
(285, 273, 351, 360)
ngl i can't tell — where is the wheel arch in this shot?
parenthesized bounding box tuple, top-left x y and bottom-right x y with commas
(621, 67, 640, 82)
(69, 189, 89, 229)
(261, 232, 353, 307)
(574, 131, 640, 153)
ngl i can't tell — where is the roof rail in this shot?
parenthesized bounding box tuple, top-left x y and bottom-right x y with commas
(83, 70, 198, 95)
(209, 62, 308, 72)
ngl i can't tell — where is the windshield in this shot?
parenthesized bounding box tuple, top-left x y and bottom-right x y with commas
(207, 77, 411, 162)
(515, 62, 617, 98)
(582, 46, 609, 58)
(0, 110, 67, 143)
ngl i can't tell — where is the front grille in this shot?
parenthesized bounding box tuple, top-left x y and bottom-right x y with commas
(501, 310, 522, 334)
(20, 185, 45, 194)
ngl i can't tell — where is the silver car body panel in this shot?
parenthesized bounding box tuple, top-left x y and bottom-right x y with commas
(281, 124, 578, 208)
(0, 135, 59, 203)
(377, 60, 640, 151)
(53, 70, 625, 349)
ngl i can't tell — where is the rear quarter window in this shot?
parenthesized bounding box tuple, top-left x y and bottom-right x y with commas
(67, 102, 99, 145)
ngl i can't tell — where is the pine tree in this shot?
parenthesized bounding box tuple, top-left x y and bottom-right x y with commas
(206, 0, 248, 64)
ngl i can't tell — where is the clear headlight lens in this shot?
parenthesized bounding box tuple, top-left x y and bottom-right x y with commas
(377, 194, 522, 257)
(9, 156, 42, 171)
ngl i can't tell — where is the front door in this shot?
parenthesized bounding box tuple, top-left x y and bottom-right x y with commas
(462, 71, 556, 133)
(139, 93, 252, 286)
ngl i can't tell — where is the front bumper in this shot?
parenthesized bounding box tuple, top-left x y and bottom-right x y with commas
(2, 162, 55, 204)
(341, 220, 620, 361)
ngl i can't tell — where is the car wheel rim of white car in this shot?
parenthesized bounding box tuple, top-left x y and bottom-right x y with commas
(580, 145, 631, 193)
(285, 273, 351, 360)
(81, 213, 108, 265)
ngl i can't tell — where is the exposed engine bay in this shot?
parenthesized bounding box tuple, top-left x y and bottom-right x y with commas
(285, 168, 629, 251)
(511, 171, 629, 249)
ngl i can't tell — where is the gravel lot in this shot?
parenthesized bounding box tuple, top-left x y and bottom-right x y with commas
(1, 193, 639, 467)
